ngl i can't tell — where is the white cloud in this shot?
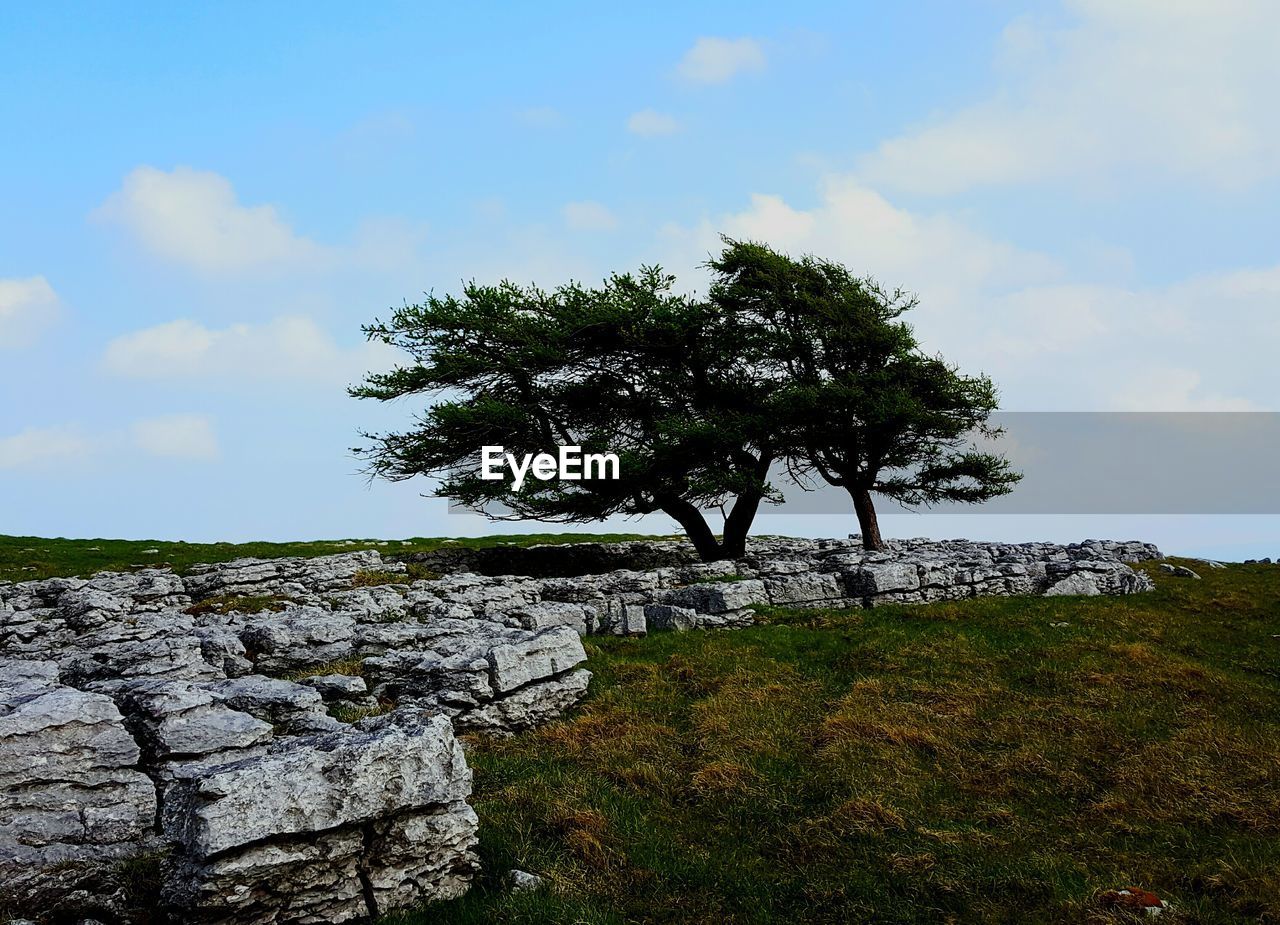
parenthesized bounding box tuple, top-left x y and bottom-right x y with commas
(626, 109, 681, 136)
(859, 0, 1280, 194)
(675, 37, 765, 85)
(102, 316, 397, 385)
(665, 176, 1275, 411)
(131, 413, 220, 460)
(0, 427, 90, 470)
(562, 200, 618, 232)
(0, 276, 59, 348)
(675, 176, 1059, 296)
(1110, 368, 1260, 412)
(94, 166, 329, 273)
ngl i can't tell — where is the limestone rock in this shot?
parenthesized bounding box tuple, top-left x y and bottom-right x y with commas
(508, 868, 545, 892)
(161, 710, 478, 923)
(764, 572, 842, 605)
(1044, 572, 1102, 597)
(661, 579, 767, 614)
(0, 660, 157, 909)
(362, 623, 589, 732)
(301, 673, 368, 703)
(184, 550, 394, 602)
(644, 603, 699, 631)
(845, 562, 921, 597)
(205, 675, 340, 734)
(90, 678, 273, 763)
(235, 607, 356, 673)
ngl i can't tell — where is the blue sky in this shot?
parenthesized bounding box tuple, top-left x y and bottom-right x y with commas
(3, 1, 1279, 557)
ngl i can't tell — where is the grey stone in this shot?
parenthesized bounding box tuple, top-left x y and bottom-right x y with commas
(205, 675, 340, 734)
(661, 579, 767, 614)
(302, 673, 368, 702)
(90, 678, 274, 762)
(845, 562, 921, 596)
(235, 607, 356, 673)
(643, 604, 699, 631)
(508, 868, 545, 892)
(161, 710, 478, 923)
(0, 661, 157, 909)
(764, 572, 842, 605)
(1044, 572, 1102, 597)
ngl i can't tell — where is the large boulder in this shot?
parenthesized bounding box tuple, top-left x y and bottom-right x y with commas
(0, 660, 157, 912)
(161, 710, 478, 924)
(362, 623, 590, 733)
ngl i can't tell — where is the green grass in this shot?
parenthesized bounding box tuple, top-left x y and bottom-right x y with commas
(0, 532, 673, 583)
(385, 560, 1280, 925)
(183, 593, 296, 617)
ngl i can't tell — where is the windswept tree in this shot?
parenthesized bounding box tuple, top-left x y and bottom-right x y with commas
(708, 239, 1021, 550)
(351, 267, 780, 561)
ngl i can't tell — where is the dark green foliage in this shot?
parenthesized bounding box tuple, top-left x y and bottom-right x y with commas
(352, 240, 1020, 556)
(352, 269, 780, 560)
(707, 238, 1021, 549)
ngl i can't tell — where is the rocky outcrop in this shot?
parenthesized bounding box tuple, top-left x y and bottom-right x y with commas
(0, 660, 157, 917)
(0, 552, 590, 924)
(0, 537, 1159, 922)
(161, 711, 477, 924)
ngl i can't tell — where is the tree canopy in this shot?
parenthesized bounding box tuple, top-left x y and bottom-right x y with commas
(707, 239, 1021, 548)
(352, 239, 1020, 558)
(351, 266, 780, 560)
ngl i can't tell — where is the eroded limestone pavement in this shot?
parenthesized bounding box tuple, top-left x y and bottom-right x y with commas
(0, 536, 1160, 923)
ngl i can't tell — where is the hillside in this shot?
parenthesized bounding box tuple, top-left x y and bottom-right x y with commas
(400, 560, 1279, 925)
(2, 539, 1276, 923)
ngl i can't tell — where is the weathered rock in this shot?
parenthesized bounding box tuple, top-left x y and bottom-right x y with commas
(161, 710, 478, 924)
(507, 868, 545, 892)
(845, 562, 921, 597)
(56, 612, 224, 686)
(644, 603, 699, 631)
(326, 584, 410, 623)
(1160, 563, 1202, 579)
(362, 623, 590, 732)
(234, 607, 356, 673)
(90, 678, 273, 763)
(0, 660, 157, 910)
(204, 676, 340, 735)
(661, 579, 768, 614)
(764, 572, 843, 605)
(461, 668, 592, 734)
(1044, 572, 1102, 597)
(301, 673, 368, 703)
(193, 625, 254, 677)
(184, 550, 395, 602)
(506, 601, 595, 636)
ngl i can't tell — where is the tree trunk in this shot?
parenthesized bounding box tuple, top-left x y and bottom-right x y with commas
(660, 497, 725, 561)
(720, 488, 764, 559)
(851, 487, 884, 550)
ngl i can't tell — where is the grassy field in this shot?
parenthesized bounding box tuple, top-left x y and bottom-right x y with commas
(383, 560, 1280, 925)
(0, 532, 670, 583)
